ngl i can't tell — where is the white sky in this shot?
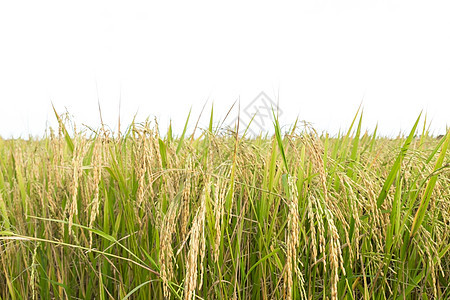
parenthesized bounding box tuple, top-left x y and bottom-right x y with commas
(0, 0, 449, 138)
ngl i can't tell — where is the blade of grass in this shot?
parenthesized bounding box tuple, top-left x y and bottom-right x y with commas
(176, 108, 191, 154)
(272, 110, 288, 173)
(410, 130, 449, 238)
(377, 113, 422, 208)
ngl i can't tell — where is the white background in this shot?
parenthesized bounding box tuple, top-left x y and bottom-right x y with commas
(0, 0, 449, 138)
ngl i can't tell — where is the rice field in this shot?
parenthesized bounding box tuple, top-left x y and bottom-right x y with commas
(0, 108, 449, 299)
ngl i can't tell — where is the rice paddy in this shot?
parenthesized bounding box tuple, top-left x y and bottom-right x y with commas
(0, 108, 449, 299)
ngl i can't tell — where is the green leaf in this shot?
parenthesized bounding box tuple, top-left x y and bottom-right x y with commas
(176, 108, 191, 154)
(272, 110, 288, 173)
(158, 138, 167, 169)
(377, 113, 421, 208)
(410, 130, 449, 238)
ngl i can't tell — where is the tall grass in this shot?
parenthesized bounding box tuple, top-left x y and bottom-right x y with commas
(0, 109, 449, 299)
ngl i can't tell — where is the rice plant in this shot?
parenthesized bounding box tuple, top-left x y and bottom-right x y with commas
(0, 108, 448, 299)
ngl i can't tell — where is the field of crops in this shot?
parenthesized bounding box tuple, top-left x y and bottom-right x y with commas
(0, 109, 449, 299)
